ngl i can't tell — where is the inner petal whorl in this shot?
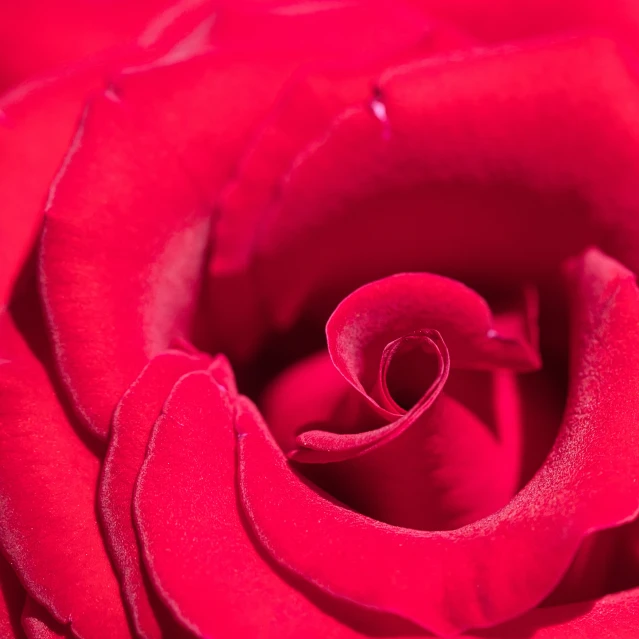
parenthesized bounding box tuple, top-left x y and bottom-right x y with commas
(377, 329, 447, 413)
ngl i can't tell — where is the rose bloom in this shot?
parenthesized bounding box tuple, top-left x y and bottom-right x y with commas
(3, 1, 639, 638)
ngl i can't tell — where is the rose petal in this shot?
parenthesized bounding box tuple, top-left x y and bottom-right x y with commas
(415, 0, 639, 45)
(40, 93, 213, 439)
(39, 27, 353, 438)
(0, 0, 216, 309)
(472, 587, 639, 638)
(99, 350, 217, 639)
(0, 0, 178, 90)
(237, 248, 639, 636)
(21, 598, 72, 639)
(542, 527, 623, 607)
(38, 0, 460, 439)
(208, 17, 474, 358)
(134, 369, 416, 638)
(210, 1, 432, 58)
(323, 392, 521, 530)
(0, 313, 133, 638)
(0, 73, 103, 308)
(260, 350, 374, 454)
(328, 273, 540, 394)
(264, 350, 523, 530)
(0, 553, 24, 639)
(290, 274, 538, 463)
(247, 37, 639, 332)
(292, 330, 451, 462)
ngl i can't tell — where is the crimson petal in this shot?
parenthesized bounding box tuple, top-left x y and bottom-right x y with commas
(248, 37, 639, 331)
(0, 553, 23, 639)
(0, 0, 177, 90)
(292, 330, 450, 462)
(0, 73, 104, 308)
(22, 598, 72, 639)
(327, 273, 539, 394)
(237, 248, 639, 636)
(99, 350, 216, 639)
(293, 273, 538, 463)
(263, 351, 523, 530)
(472, 587, 639, 638)
(134, 370, 391, 638)
(0, 0, 215, 309)
(0, 314, 133, 638)
(40, 93, 213, 439)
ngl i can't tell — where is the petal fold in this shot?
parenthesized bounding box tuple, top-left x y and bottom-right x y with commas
(134, 369, 403, 638)
(0, 314, 133, 638)
(99, 349, 215, 639)
(237, 248, 639, 636)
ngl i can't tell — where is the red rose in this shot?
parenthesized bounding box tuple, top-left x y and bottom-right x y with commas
(2, 1, 639, 638)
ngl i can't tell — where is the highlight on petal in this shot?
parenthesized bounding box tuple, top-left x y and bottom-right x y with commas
(22, 598, 72, 639)
(99, 349, 216, 639)
(0, 73, 102, 309)
(0, 313, 133, 638)
(237, 248, 639, 636)
(134, 369, 392, 638)
(40, 93, 213, 439)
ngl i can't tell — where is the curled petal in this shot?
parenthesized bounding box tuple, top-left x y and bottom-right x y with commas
(292, 330, 450, 462)
(248, 37, 639, 331)
(472, 587, 639, 638)
(292, 273, 539, 463)
(264, 352, 522, 530)
(238, 248, 639, 636)
(327, 273, 540, 399)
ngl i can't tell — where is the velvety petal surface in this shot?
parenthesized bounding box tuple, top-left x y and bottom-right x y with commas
(473, 587, 639, 638)
(0, 74, 103, 308)
(291, 274, 537, 464)
(0, 0, 179, 91)
(415, 0, 639, 45)
(0, 313, 132, 639)
(38, 0, 429, 438)
(237, 248, 639, 636)
(227, 36, 639, 336)
(208, 18, 475, 358)
(40, 92, 215, 438)
(328, 272, 539, 392)
(99, 350, 219, 639)
(134, 369, 421, 638)
(0, 553, 23, 639)
(0, 0, 216, 310)
(22, 599, 72, 639)
(265, 355, 523, 530)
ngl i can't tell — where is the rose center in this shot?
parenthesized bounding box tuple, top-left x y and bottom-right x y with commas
(380, 333, 442, 412)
